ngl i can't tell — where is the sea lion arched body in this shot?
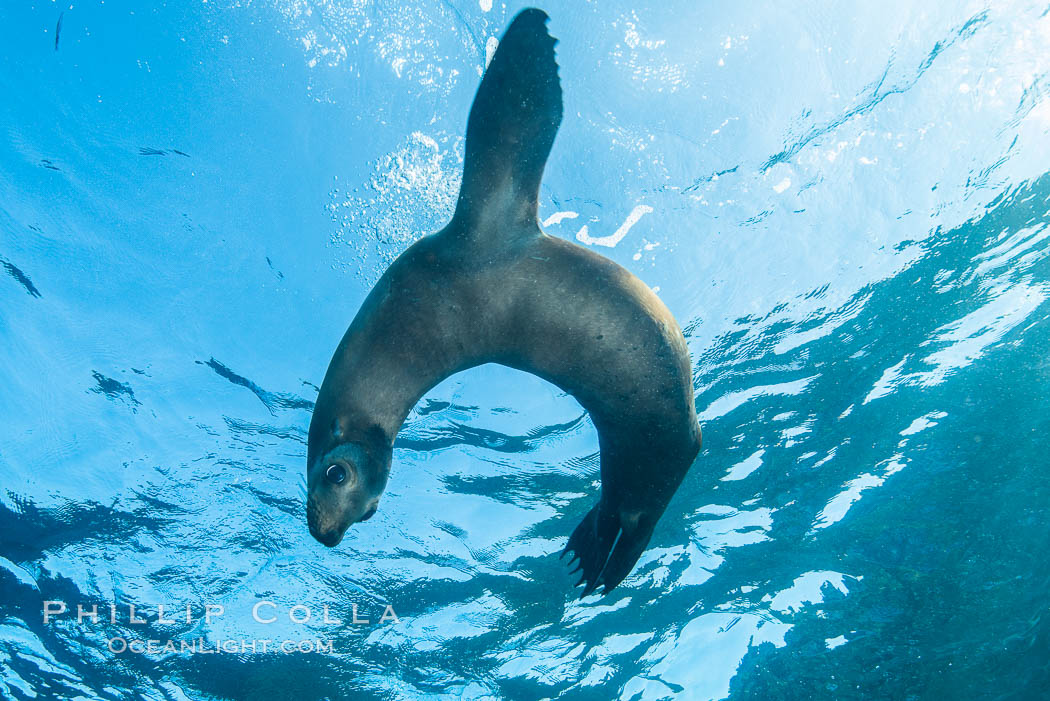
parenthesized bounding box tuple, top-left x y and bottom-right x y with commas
(307, 8, 701, 596)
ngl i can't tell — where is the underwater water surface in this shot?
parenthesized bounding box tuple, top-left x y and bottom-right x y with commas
(2, 1, 1050, 699)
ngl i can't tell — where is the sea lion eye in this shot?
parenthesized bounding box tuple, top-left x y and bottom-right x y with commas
(325, 463, 348, 485)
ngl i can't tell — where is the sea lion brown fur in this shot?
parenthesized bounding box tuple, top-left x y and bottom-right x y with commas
(307, 8, 702, 597)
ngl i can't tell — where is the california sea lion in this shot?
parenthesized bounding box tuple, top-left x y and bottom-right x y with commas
(307, 8, 702, 596)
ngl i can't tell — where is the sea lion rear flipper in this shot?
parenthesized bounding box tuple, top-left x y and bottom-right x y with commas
(563, 502, 656, 597)
(453, 8, 562, 231)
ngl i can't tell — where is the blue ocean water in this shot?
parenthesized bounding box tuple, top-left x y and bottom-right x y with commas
(2, 0, 1049, 698)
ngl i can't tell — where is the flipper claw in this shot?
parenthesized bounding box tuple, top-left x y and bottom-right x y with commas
(561, 501, 658, 598)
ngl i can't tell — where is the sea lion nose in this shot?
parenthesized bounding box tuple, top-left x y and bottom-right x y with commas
(313, 529, 344, 547)
(308, 520, 345, 547)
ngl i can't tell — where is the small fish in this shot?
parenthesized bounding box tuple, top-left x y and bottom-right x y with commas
(55, 12, 63, 52)
(0, 255, 42, 298)
(265, 256, 285, 280)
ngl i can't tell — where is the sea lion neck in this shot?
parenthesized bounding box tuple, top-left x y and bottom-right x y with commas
(308, 376, 399, 466)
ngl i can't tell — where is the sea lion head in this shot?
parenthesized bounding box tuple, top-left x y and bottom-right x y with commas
(306, 426, 391, 547)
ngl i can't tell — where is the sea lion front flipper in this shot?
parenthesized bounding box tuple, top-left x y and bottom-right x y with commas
(453, 8, 562, 232)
